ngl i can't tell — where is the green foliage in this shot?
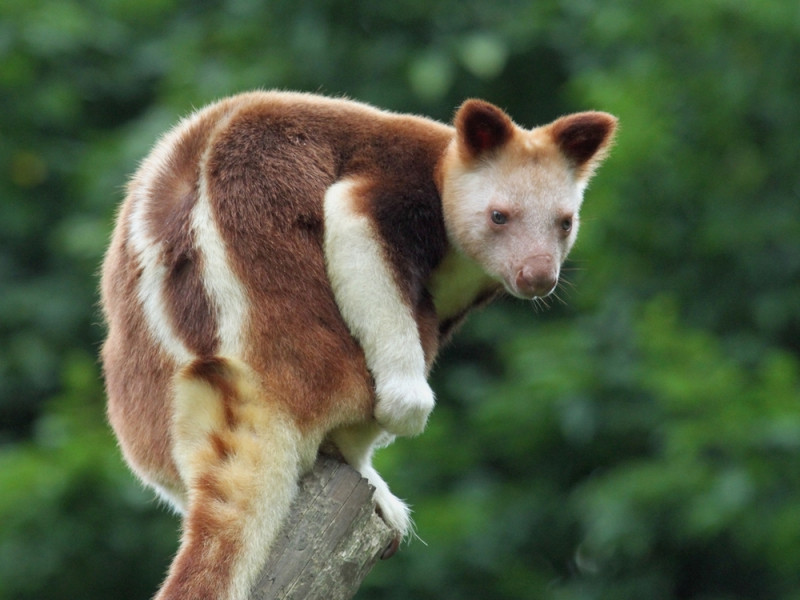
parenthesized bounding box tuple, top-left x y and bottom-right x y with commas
(0, 351, 177, 600)
(1, 1, 798, 598)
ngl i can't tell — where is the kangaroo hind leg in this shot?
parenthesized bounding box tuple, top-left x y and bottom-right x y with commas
(330, 422, 411, 556)
(156, 357, 315, 600)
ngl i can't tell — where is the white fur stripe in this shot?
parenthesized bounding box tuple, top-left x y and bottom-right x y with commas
(127, 105, 248, 362)
(126, 110, 221, 364)
(127, 180, 194, 365)
(323, 179, 426, 381)
(192, 163, 248, 357)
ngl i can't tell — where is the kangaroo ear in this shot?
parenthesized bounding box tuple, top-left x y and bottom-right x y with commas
(549, 111, 618, 178)
(454, 99, 514, 158)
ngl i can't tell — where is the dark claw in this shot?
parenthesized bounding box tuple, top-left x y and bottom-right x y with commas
(381, 536, 400, 560)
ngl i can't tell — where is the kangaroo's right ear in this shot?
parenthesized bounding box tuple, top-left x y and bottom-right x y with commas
(454, 99, 514, 159)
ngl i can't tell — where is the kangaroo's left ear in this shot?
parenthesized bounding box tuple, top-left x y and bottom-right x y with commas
(454, 99, 515, 159)
(549, 111, 618, 180)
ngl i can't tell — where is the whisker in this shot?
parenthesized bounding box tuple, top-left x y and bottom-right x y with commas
(558, 277, 576, 290)
(536, 275, 575, 309)
(563, 257, 588, 264)
(530, 295, 551, 313)
(550, 289, 569, 307)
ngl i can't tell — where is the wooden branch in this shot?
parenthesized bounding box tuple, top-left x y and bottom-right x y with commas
(249, 455, 396, 600)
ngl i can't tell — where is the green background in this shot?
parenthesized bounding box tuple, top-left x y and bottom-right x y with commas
(2, 1, 799, 598)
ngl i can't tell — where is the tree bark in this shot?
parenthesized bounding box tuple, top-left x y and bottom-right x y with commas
(249, 455, 395, 600)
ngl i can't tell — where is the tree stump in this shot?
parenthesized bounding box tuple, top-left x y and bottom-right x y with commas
(249, 455, 395, 600)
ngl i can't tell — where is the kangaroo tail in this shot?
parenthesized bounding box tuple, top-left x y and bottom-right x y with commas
(155, 357, 316, 600)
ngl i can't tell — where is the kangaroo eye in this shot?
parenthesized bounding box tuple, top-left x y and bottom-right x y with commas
(491, 210, 508, 225)
(561, 217, 572, 232)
